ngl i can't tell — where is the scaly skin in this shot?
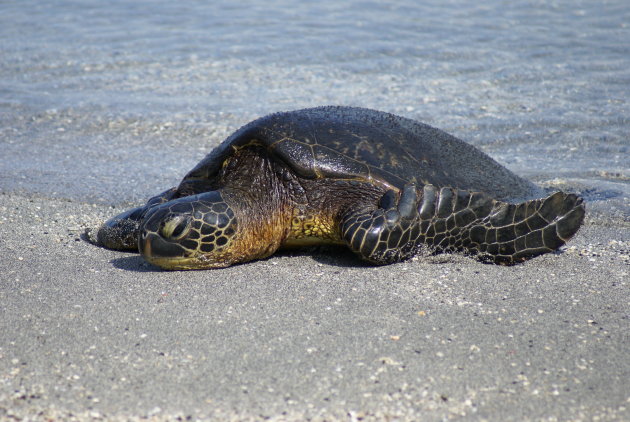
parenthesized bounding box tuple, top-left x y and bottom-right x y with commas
(97, 174, 584, 269)
(340, 184, 585, 265)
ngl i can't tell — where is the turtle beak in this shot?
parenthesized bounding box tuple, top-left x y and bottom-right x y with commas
(141, 232, 152, 257)
(139, 231, 187, 260)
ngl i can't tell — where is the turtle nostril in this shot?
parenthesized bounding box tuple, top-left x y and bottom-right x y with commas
(160, 215, 192, 240)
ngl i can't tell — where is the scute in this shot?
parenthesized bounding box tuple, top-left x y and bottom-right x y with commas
(269, 139, 315, 178)
(311, 144, 371, 180)
(183, 106, 541, 201)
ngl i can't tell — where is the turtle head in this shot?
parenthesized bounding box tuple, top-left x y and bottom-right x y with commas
(138, 191, 244, 269)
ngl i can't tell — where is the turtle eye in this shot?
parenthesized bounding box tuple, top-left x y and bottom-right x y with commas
(160, 215, 191, 241)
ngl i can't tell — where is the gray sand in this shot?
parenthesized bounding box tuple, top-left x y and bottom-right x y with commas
(1, 0, 629, 420)
(1, 193, 628, 421)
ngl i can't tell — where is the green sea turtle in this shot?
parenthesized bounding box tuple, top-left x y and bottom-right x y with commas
(95, 106, 584, 270)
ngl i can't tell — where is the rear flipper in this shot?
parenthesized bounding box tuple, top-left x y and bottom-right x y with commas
(341, 185, 585, 265)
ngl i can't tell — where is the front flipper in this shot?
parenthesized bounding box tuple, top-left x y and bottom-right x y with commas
(462, 189, 585, 264)
(340, 185, 585, 265)
(95, 188, 176, 250)
(340, 185, 424, 264)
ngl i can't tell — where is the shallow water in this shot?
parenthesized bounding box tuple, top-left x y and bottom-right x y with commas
(1, 0, 628, 217)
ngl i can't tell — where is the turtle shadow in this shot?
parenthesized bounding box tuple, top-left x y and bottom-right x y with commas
(104, 246, 368, 272)
(280, 246, 374, 268)
(110, 255, 163, 272)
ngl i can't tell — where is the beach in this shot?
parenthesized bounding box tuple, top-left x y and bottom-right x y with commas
(1, 1, 629, 420)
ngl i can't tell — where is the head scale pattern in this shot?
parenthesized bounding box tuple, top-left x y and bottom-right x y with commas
(138, 192, 239, 269)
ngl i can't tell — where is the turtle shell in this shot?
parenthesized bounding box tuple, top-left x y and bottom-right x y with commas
(184, 106, 540, 201)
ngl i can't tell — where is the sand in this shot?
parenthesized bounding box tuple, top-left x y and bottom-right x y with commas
(1, 190, 628, 420)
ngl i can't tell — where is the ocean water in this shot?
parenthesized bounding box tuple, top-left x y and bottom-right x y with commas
(1, 0, 628, 219)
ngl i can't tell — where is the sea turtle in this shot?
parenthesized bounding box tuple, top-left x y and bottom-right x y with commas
(95, 106, 585, 270)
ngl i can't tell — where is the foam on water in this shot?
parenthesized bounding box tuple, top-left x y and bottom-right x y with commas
(0, 0, 628, 217)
